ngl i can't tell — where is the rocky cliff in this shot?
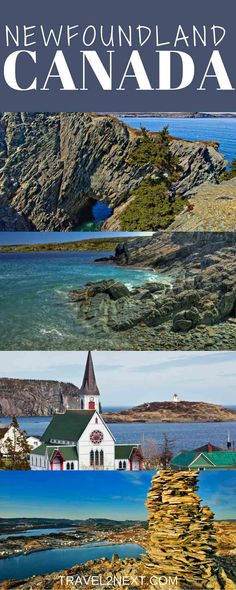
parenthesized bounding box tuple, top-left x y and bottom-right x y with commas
(0, 378, 80, 416)
(69, 231, 236, 350)
(0, 112, 225, 231)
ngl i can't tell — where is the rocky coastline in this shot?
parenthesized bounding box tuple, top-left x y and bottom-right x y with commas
(0, 523, 147, 561)
(0, 112, 227, 232)
(68, 231, 236, 351)
(1, 473, 235, 590)
(103, 401, 236, 424)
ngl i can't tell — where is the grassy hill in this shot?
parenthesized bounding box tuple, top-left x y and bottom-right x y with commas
(0, 237, 134, 254)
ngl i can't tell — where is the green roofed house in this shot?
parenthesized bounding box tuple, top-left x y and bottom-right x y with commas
(171, 449, 236, 471)
(30, 352, 143, 472)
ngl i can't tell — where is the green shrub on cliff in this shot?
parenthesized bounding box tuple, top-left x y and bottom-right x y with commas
(120, 180, 185, 231)
(220, 158, 236, 181)
(128, 126, 182, 185)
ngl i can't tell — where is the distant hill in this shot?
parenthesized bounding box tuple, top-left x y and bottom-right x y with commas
(0, 237, 134, 254)
(104, 400, 236, 423)
(0, 378, 80, 416)
(0, 517, 146, 535)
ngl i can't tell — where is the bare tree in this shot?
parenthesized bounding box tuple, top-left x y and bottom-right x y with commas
(159, 434, 174, 468)
(141, 436, 160, 470)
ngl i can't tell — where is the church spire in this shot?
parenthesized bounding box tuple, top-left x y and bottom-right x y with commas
(80, 351, 100, 397)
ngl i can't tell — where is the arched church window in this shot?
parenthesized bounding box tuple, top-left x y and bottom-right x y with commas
(119, 461, 122, 470)
(66, 462, 70, 470)
(81, 400, 84, 410)
(123, 461, 126, 470)
(95, 450, 99, 466)
(100, 450, 104, 466)
(90, 450, 94, 466)
(71, 462, 74, 470)
(95, 417, 98, 424)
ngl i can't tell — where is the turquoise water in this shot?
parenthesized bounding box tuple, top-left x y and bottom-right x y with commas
(0, 416, 236, 454)
(120, 117, 236, 165)
(0, 251, 162, 350)
(0, 543, 144, 582)
(78, 202, 113, 231)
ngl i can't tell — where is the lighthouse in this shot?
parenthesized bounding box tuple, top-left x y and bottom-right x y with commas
(172, 393, 180, 403)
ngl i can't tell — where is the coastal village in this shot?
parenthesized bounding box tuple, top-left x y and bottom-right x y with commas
(0, 352, 236, 471)
(0, 471, 235, 590)
(0, 522, 148, 561)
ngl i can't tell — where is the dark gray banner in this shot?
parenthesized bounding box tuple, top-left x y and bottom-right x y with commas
(0, 0, 236, 111)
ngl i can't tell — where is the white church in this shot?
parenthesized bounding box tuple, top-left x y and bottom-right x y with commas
(30, 352, 143, 471)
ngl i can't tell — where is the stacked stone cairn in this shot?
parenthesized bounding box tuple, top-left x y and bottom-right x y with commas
(141, 470, 230, 589)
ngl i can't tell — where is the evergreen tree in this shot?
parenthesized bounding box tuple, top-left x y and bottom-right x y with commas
(4, 424, 31, 470)
(220, 157, 236, 180)
(159, 434, 174, 468)
(120, 181, 185, 231)
(11, 416, 19, 428)
(123, 126, 184, 230)
(0, 448, 5, 470)
(128, 125, 181, 184)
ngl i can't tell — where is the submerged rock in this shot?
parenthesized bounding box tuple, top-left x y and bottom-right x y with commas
(66, 231, 236, 350)
(70, 279, 130, 302)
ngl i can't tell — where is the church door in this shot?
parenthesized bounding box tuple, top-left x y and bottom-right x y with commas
(89, 400, 95, 410)
(131, 459, 140, 471)
(51, 455, 63, 471)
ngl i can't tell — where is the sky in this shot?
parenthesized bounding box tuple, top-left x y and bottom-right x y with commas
(0, 232, 152, 246)
(0, 471, 235, 521)
(0, 351, 235, 406)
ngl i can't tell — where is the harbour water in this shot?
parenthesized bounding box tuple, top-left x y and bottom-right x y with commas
(0, 415, 236, 454)
(0, 543, 144, 581)
(120, 116, 236, 165)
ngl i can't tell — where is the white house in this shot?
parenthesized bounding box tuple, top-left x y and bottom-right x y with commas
(30, 352, 143, 471)
(27, 436, 41, 450)
(0, 424, 23, 455)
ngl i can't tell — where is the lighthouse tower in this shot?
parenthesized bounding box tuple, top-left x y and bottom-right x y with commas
(80, 352, 100, 412)
(172, 393, 180, 403)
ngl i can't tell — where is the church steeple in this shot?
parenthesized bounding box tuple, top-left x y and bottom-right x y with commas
(80, 352, 100, 411)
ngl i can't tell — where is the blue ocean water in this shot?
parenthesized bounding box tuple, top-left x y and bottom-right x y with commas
(0, 543, 144, 582)
(0, 251, 162, 350)
(120, 117, 236, 165)
(78, 202, 113, 231)
(0, 416, 235, 454)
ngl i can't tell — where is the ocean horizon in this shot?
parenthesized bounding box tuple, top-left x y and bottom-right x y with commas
(120, 116, 236, 166)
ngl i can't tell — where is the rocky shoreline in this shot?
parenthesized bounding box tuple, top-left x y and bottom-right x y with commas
(0, 525, 147, 561)
(103, 401, 236, 424)
(68, 231, 236, 351)
(0, 113, 226, 232)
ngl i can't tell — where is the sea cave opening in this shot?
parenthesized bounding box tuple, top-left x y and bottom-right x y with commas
(74, 198, 113, 231)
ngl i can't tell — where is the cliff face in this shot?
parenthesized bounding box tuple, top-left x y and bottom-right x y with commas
(114, 230, 236, 269)
(0, 112, 225, 231)
(69, 231, 236, 350)
(0, 378, 80, 416)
